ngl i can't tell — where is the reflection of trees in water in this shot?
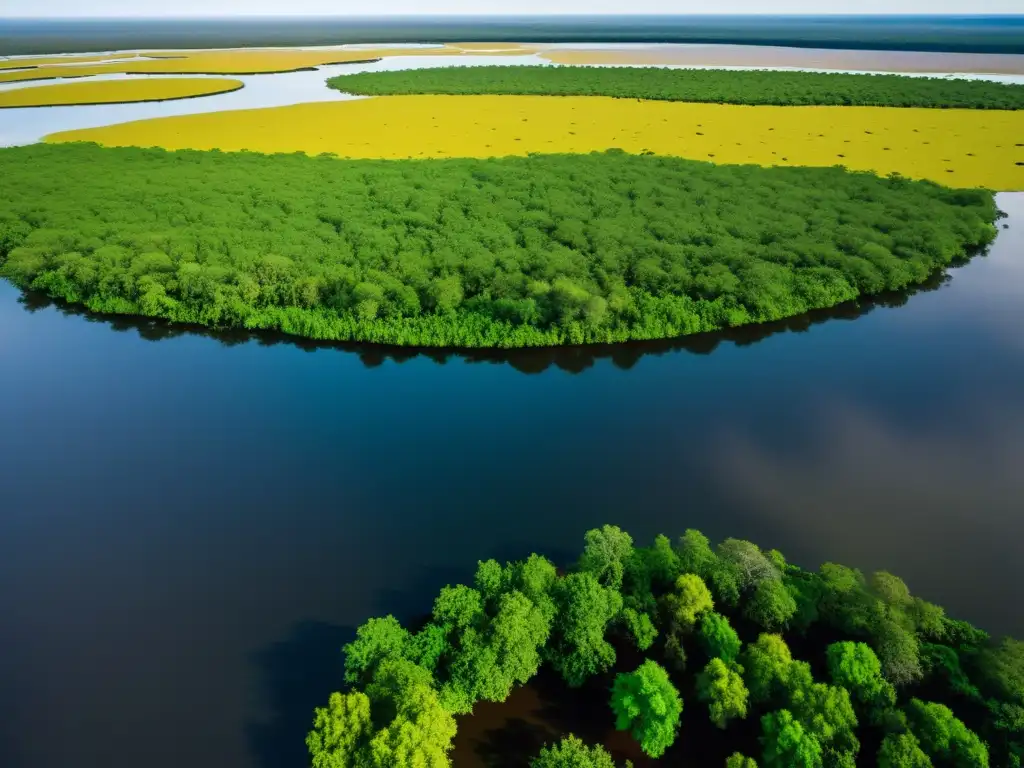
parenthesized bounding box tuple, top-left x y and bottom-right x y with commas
(15, 265, 954, 375)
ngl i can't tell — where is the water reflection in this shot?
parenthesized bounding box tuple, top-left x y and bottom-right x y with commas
(12, 267, 949, 376)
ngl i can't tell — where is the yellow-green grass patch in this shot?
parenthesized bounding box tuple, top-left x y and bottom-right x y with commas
(46, 95, 1024, 190)
(0, 78, 244, 108)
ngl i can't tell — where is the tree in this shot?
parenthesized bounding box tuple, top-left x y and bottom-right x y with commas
(718, 538, 780, 591)
(676, 528, 718, 578)
(578, 524, 634, 590)
(440, 589, 549, 712)
(621, 607, 658, 651)
(307, 691, 374, 768)
(700, 612, 742, 663)
(367, 677, 456, 768)
(646, 533, 681, 587)
(786, 670, 860, 760)
(906, 699, 990, 768)
(876, 621, 923, 687)
(744, 578, 798, 631)
(726, 754, 759, 768)
(548, 571, 623, 687)
(433, 584, 485, 631)
(744, 634, 794, 704)
(665, 573, 715, 631)
(827, 641, 896, 713)
(514, 554, 560, 623)
(698, 657, 750, 728)
(531, 735, 617, 768)
(761, 709, 823, 768)
(878, 733, 934, 768)
(475, 559, 509, 606)
(610, 660, 683, 758)
(344, 616, 411, 685)
(869, 571, 913, 609)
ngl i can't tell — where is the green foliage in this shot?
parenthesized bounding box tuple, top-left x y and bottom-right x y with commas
(726, 754, 759, 768)
(907, 698, 990, 768)
(977, 638, 1024, 703)
(578, 525, 634, 591)
(676, 529, 718, 579)
(920, 643, 981, 700)
(344, 616, 412, 685)
(328, 65, 1024, 109)
(700, 612, 742, 663)
(367, 661, 456, 768)
(548, 571, 623, 688)
(621, 607, 658, 651)
(717, 539, 780, 593)
(441, 589, 550, 713)
(0, 144, 998, 349)
(876, 621, 924, 687)
(878, 732, 935, 768)
(531, 735, 618, 768)
(307, 691, 374, 768)
(761, 709, 824, 768)
(744, 634, 794, 704)
(665, 573, 715, 632)
(827, 641, 897, 713)
(698, 657, 750, 728)
(744, 578, 798, 631)
(433, 584, 485, 632)
(786, 672, 860, 761)
(610, 660, 683, 758)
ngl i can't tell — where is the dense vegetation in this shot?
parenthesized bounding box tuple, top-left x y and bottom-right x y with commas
(307, 525, 1024, 767)
(327, 65, 1024, 110)
(0, 144, 998, 348)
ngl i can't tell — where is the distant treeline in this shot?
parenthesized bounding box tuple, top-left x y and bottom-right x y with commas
(0, 144, 998, 348)
(327, 65, 1024, 110)
(307, 524, 1023, 767)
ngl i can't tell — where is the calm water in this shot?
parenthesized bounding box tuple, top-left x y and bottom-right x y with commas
(2, 16, 1023, 56)
(0, 192, 1021, 768)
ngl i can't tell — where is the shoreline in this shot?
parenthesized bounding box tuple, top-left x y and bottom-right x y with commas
(0, 80, 245, 109)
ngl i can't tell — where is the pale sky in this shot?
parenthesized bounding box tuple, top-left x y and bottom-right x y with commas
(3, 1, 1022, 17)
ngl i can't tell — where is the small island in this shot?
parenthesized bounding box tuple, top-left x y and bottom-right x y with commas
(307, 526, 1023, 767)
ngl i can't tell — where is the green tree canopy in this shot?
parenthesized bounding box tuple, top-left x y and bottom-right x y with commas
(531, 735, 618, 768)
(307, 690, 374, 768)
(344, 616, 412, 686)
(548, 571, 623, 687)
(878, 732, 934, 768)
(698, 657, 750, 729)
(761, 709, 823, 768)
(700, 612, 742, 663)
(610, 660, 683, 758)
(726, 754, 759, 768)
(827, 641, 896, 713)
(578, 524, 634, 591)
(665, 573, 715, 631)
(744, 578, 798, 631)
(744, 634, 794, 704)
(906, 699, 990, 768)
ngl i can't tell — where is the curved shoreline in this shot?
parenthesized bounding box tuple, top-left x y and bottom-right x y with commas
(0, 57, 385, 85)
(0, 80, 246, 109)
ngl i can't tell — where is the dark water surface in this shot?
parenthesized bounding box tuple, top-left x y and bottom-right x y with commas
(0, 193, 1022, 768)
(2, 15, 1023, 56)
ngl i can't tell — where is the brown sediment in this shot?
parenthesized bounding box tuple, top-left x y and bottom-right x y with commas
(539, 44, 1024, 75)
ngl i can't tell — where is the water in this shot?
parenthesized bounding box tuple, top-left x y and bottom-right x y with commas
(0, 191, 1021, 768)
(0, 54, 549, 146)
(2, 16, 1023, 56)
